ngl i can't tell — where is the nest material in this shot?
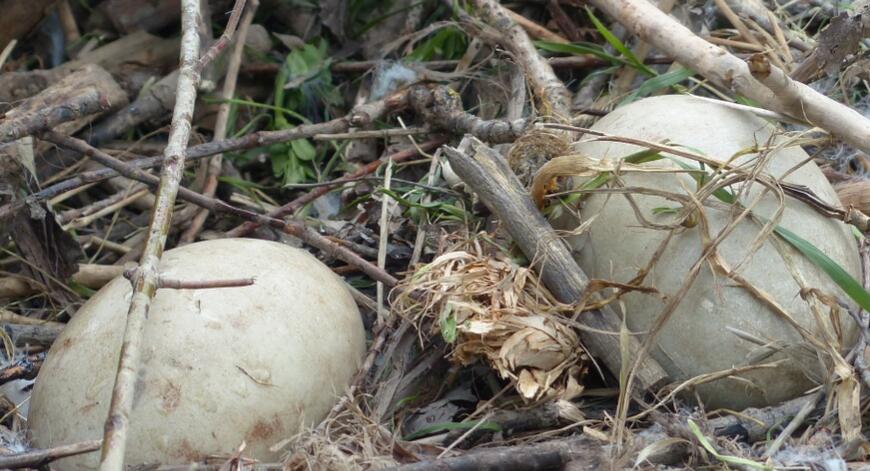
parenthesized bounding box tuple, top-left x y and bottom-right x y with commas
(394, 241, 588, 402)
(283, 395, 399, 471)
(507, 129, 571, 187)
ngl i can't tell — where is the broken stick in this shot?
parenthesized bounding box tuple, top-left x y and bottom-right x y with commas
(442, 138, 669, 393)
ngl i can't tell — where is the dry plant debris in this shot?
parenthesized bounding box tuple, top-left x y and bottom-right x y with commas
(394, 242, 588, 402)
(1, 0, 870, 470)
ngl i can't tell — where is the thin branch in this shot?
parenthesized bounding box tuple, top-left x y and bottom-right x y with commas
(0, 92, 410, 219)
(98, 0, 203, 468)
(194, 0, 247, 72)
(181, 0, 259, 243)
(0, 440, 102, 469)
(224, 136, 446, 237)
(470, 0, 571, 119)
(43, 133, 400, 288)
(312, 127, 428, 140)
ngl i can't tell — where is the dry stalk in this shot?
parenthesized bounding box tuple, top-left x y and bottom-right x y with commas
(98, 0, 204, 468)
(44, 133, 401, 288)
(0, 440, 102, 469)
(589, 0, 870, 156)
(470, 0, 571, 120)
(181, 0, 259, 243)
(7, 103, 416, 220)
(541, 122, 870, 230)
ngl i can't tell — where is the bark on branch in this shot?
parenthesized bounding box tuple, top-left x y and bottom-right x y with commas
(589, 0, 870, 156)
(97, 1, 204, 469)
(442, 137, 669, 393)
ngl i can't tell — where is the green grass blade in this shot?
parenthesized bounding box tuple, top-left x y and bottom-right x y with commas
(586, 8, 656, 77)
(535, 40, 630, 68)
(680, 163, 870, 311)
(773, 224, 870, 311)
(620, 67, 695, 105)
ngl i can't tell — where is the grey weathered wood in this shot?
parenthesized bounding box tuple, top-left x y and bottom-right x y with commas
(442, 138, 669, 392)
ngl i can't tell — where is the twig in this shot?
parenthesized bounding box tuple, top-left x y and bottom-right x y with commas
(121, 268, 254, 289)
(503, 7, 568, 44)
(224, 137, 445, 237)
(0, 263, 124, 298)
(58, 185, 147, 224)
(470, 0, 571, 119)
(4, 323, 64, 346)
(589, 0, 870, 156)
(409, 85, 529, 143)
(0, 64, 126, 145)
(0, 39, 17, 69)
(194, 0, 247, 72)
(181, 0, 259, 243)
(0, 440, 102, 469)
(441, 138, 669, 392)
(312, 127, 428, 140)
(3, 94, 409, 218)
(44, 134, 401, 288)
(78, 235, 132, 254)
(762, 390, 823, 458)
(379, 436, 599, 471)
(97, 0, 203, 469)
(56, 0, 80, 43)
(4, 92, 401, 221)
(0, 352, 44, 385)
(63, 187, 149, 230)
(242, 55, 673, 75)
(376, 160, 394, 325)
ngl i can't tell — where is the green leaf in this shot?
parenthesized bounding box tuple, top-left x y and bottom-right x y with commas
(378, 188, 467, 221)
(290, 139, 317, 161)
(439, 303, 457, 343)
(409, 26, 468, 61)
(217, 176, 266, 191)
(270, 147, 288, 178)
(68, 281, 96, 298)
(579, 149, 664, 192)
(586, 7, 657, 77)
(403, 420, 501, 441)
(620, 67, 695, 105)
(735, 96, 762, 107)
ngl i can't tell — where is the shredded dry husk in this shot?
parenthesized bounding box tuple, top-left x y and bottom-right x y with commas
(393, 237, 588, 402)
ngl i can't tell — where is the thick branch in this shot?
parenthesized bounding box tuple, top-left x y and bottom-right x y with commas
(0, 64, 126, 145)
(442, 138, 669, 393)
(470, 0, 571, 119)
(589, 0, 870, 156)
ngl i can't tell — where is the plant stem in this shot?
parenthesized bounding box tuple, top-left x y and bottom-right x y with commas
(98, 0, 203, 469)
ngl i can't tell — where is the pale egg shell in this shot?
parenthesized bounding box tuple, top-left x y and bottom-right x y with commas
(28, 238, 365, 468)
(554, 95, 859, 409)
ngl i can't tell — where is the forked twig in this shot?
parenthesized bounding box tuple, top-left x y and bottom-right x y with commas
(98, 0, 205, 468)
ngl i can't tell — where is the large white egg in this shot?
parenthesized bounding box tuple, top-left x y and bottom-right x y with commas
(555, 95, 860, 409)
(28, 238, 366, 469)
